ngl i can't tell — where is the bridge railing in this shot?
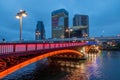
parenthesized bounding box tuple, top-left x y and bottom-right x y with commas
(0, 42, 87, 56)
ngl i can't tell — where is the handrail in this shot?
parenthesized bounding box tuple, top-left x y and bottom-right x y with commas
(0, 42, 87, 55)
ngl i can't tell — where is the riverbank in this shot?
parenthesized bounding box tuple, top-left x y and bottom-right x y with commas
(100, 46, 120, 50)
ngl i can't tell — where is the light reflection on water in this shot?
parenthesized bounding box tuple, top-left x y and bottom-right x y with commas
(2, 51, 120, 80)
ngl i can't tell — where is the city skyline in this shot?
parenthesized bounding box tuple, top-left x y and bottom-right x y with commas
(0, 0, 120, 41)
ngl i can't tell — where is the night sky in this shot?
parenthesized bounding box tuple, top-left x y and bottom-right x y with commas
(0, 0, 120, 41)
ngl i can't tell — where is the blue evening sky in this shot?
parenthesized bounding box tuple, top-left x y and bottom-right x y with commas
(0, 0, 120, 41)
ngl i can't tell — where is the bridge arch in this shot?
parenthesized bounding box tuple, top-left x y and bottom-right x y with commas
(85, 45, 99, 53)
(0, 49, 83, 79)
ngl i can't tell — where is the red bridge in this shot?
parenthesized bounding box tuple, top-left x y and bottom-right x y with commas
(0, 41, 99, 79)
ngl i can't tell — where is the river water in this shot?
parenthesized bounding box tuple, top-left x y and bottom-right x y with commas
(2, 50, 120, 80)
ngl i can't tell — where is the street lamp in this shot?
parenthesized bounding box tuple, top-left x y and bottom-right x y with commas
(36, 31, 40, 40)
(66, 28, 73, 42)
(16, 10, 27, 41)
(101, 30, 104, 37)
(83, 33, 88, 38)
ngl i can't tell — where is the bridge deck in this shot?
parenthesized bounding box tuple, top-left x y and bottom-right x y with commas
(0, 42, 88, 56)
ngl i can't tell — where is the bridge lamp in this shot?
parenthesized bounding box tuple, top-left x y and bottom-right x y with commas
(16, 10, 27, 41)
(66, 28, 73, 42)
(80, 50, 83, 53)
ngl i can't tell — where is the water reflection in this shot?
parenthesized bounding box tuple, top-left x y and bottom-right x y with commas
(87, 52, 103, 79)
(33, 59, 90, 80)
(2, 52, 100, 80)
(61, 52, 101, 80)
(4, 50, 120, 80)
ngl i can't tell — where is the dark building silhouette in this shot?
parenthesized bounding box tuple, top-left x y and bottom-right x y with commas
(73, 14, 89, 26)
(51, 9, 69, 38)
(35, 21, 45, 40)
(71, 14, 89, 38)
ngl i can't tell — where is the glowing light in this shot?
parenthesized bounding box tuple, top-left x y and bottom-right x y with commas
(0, 49, 83, 79)
(16, 15, 20, 19)
(22, 13, 27, 17)
(20, 9, 23, 12)
(16, 10, 27, 19)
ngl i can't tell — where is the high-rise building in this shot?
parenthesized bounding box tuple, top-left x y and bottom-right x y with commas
(35, 21, 45, 40)
(73, 14, 89, 26)
(72, 14, 89, 38)
(52, 9, 69, 38)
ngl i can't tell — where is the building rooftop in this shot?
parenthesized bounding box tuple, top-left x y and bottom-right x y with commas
(71, 26, 88, 30)
(52, 9, 68, 16)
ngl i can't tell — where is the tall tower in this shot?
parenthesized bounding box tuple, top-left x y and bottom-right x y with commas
(52, 9, 69, 38)
(72, 14, 89, 37)
(35, 21, 45, 40)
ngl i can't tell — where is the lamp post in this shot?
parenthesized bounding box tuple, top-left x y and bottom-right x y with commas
(36, 31, 40, 40)
(83, 33, 88, 38)
(16, 10, 27, 41)
(101, 30, 104, 37)
(66, 28, 73, 43)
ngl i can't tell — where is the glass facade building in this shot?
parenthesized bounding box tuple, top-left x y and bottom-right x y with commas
(52, 9, 68, 38)
(72, 14, 89, 38)
(35, 21, 45, 40)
